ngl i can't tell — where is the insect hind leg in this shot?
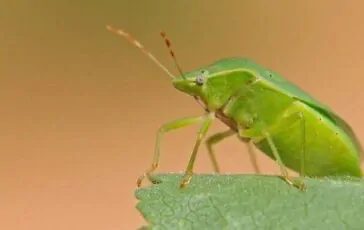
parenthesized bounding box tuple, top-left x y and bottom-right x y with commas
(239, 111, 306, 190)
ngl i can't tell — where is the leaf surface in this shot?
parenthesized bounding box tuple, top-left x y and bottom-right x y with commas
(136, 174, 364, 230)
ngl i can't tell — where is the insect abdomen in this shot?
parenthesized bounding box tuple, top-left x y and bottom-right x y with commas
(256, 101, 362, 177)
(220, 80, 362, 177)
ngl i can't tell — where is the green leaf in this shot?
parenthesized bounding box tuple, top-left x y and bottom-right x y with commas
(135, 174, 364, 230)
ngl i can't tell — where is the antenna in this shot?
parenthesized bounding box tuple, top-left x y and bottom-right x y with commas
(106, 25, 208, 111)
(106, 25, 175, 79)
(159, 31, 209, 109)
(160, 31, 185, 79)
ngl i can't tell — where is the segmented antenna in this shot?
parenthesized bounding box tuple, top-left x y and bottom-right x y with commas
(106, 25, 175, 79)
(106, 25, 209, 111)
(159, 31, 208, 110)
(160, 32, 185, 79)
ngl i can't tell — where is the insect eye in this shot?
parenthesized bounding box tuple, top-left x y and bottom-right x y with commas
(195, 70, 208, 86)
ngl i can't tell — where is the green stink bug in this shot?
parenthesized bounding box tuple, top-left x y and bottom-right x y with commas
(107, 25, 363, 190)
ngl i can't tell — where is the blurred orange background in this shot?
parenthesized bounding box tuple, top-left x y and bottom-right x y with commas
(2, 1, 364, 229)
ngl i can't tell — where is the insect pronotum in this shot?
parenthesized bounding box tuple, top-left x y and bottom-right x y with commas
(106, 25, 362, 190)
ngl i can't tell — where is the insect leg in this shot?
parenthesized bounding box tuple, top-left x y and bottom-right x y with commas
(205, 129, 235, 173)
(246, 140, 261, 174)
(298, 113, 306, 178)
(137, 114, 210, 187)
(266, 111, 307, 180)
(239, 111, 306, 190)
(262, 130, 305, 190)
(180, 112, 215, 188)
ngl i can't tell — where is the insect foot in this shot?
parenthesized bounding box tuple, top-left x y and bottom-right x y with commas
(280, 176, 306, 191)
(179, 172, 193, 188)
(293, 178, 306, 191)
(136, 164, 161, 187)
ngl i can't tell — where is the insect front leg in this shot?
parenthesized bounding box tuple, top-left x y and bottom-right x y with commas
(239, 111, 306, 190)
(136, 114, 210, 187)
(180, 112, 215, 188)
(205, 129, 236, 173)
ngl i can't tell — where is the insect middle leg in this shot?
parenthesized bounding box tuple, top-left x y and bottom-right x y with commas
(136, 113, 212, 187)
(206, 130, 261, 173)
(239, 111, 306, 190)
(205, 129, 235, 173)
(246, 140, 261, 174)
